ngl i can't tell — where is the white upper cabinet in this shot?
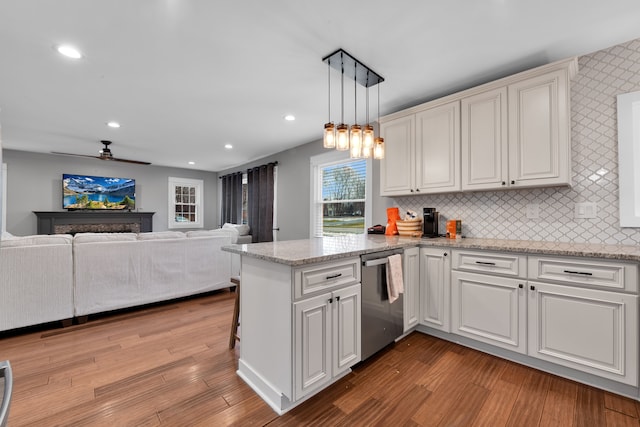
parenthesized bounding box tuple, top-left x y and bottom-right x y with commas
(380, 115, 414, 195)
(508, 69, 571, 188)
(461, 87, 508, 190)
(382, 57, 577, 195)
(415, 102, 460, 193)
(380, 100, 460, 196)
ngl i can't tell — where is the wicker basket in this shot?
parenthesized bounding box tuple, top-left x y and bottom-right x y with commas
(395, 219, 423, 237)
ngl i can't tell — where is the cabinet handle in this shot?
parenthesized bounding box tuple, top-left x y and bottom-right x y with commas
(501, 181, 506, 186)
(511, 180, 515, 185)
(563, 270, 593, 276)
(326, 273, 342, 280)
(475, 261, 496, 266)
(328, 297, 333, 304)
(336, 296, 341, 302)
(410, 189, 414, 193)
(416, 188, 420, 192)
(443, 252, 448, 257)
(530, 285, 535, 291)
(519, 284, 523, 289)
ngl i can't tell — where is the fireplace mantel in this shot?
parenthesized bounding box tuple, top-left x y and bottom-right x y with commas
(34, 211, 155, 235)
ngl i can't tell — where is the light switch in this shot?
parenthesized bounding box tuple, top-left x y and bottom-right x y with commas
(574, 202, 597, 219)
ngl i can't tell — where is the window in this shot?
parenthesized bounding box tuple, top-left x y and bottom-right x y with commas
(310, 151, 371, 237)
(168, 177, 203, 229)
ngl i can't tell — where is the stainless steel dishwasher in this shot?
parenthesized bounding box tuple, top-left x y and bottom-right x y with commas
(360, 249, 404, 360)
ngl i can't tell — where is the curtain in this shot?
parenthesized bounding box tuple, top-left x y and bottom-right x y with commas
(247, 163, 275, 243)
(220, 172, 243, 225)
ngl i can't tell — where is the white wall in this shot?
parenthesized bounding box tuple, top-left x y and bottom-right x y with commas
(218, 139, 391, 241)
(2, 149, 218, 236)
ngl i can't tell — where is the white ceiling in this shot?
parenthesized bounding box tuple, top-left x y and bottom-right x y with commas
(1, 1, 640, 172)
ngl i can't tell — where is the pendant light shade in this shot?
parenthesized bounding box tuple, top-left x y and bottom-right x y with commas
(350, 124, 362, 158)
(321, 49, 384, 159)
(323, 122, 336, 148)
(336, 124, 349, 151)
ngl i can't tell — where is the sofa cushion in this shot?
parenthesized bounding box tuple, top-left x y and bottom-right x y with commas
(185, 230, 220, 238)
(73, 232, 138, 243)
(222, 223, 250, 236)
(137, 231, 186, 240)
(1, 234, 73, 247)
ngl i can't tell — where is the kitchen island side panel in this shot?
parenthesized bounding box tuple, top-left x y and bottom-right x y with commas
(239, 256, 293, 400)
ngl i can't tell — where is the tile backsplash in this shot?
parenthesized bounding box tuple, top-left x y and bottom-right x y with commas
(394, 38, 640, 245)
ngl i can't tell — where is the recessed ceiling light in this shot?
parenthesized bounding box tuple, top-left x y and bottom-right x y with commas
(284, 115, 295, 121)
(224, 144, 233, 149)
(56, 44, 83, 59)
(188, 161, 195, 165)
(106, 121, 121, 128)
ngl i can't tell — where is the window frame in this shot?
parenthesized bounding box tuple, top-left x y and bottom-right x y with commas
(309, 150, 372, 238)
(168, 176, 204, 229)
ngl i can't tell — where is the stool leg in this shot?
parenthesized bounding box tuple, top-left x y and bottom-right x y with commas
(229, 280, 240, 349)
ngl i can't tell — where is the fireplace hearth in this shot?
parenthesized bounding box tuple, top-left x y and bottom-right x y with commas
(34, 211, 154, 235)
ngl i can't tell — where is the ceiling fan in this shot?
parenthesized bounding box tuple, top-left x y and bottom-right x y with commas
(52, 140, 151, 165)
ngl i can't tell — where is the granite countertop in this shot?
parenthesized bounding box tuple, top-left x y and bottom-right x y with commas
(222, 235, 640, 266)
(221, 234, 420, 266)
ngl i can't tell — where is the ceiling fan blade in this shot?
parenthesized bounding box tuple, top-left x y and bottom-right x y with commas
(109, 157, 152, 165)
(51, 151, 151, 165)
(51, 151, 101, 159)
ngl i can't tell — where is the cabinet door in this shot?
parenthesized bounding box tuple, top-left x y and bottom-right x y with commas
(508, 69, 571, 187)
(461, 87, 508, 190)
(415, 101, 461, 193)
(528, 281, 638, 386)
(380, 116, 415, 195)
(420, 247, 451, 332)
(294, 292, 332, 399)
(332, 284, 361, 376)
(403, 247, 420, 331)
(452, 271, 526, 353)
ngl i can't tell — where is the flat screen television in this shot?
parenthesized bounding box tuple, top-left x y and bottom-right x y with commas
(63, 174, 135, 210)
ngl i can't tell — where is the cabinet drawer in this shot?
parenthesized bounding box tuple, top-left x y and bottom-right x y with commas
(452, 250, 526, 278)
(528, 256, 638, 292)
(294, 258, 360, 299)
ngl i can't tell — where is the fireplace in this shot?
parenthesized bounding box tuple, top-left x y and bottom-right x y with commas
(34, 211, 154, 235)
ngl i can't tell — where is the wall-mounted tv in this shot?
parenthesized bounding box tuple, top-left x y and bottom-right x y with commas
(63, 174, 136, 210)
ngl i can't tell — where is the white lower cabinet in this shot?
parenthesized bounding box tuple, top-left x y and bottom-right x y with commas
(420, 247, 451, 332)
(447, 249, 639, 387)
(294, 283, 361, 400)
(403, 247, 420, 331)
(528, 280, 638, 386)
(451, 270, 527, 353)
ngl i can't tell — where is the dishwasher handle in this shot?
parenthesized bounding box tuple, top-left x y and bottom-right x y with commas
(363, 257, 390, 267)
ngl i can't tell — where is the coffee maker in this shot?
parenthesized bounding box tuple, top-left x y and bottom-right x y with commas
(423, 208, 439, 238)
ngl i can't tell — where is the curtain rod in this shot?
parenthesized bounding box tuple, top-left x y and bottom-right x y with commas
(219, 161, 278, 179)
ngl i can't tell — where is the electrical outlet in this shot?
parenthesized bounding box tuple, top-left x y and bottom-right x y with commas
(526, 204, 540, 219)
(574, 202, 597, 219)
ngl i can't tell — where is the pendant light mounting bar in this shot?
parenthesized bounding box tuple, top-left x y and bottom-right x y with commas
(322, 49, 384, 88)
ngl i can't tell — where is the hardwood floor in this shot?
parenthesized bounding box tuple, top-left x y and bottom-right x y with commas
(1, 290, 639, 426)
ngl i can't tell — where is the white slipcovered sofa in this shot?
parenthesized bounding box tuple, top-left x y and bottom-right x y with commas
(0, 224, 249, 332)
(0, 234, 74, 332)
(73, 230, 236, 317)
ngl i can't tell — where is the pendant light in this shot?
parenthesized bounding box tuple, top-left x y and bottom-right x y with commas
(350, 63, 363, 158)
(323, 57, 335, 148)
(362, 72, 374, 158)
(321, 49, 384, 158)
(335, 52, 350, 151)
(373, 83, 385, 160)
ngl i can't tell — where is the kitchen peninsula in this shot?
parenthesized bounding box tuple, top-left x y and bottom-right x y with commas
(223, 235, 640, 414)
(222, 234, 419, 414)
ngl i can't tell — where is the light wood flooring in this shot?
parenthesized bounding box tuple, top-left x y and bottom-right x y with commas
(1, 290, 639, 426)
